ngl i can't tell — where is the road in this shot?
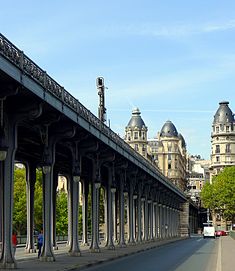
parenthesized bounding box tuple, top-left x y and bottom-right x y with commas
(84, 237, 218, 271)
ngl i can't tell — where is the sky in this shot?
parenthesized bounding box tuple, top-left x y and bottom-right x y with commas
(1, 0, 235, 160)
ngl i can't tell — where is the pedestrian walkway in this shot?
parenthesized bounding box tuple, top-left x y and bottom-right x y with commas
(14, 237, 184, 271)
(220, 235, 235, 271)
(10, 235, 235, 271)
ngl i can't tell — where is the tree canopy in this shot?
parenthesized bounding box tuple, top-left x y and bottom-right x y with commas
(201, 166, 235, 221)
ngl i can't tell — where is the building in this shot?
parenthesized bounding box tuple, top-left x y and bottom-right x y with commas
(154, 121, 187, 191)
(186, 155, 210, 207)
(210, 101, 235, 178)
(125, 109, 187, 191)
(209, 101, 235, 230)
(125, 108, 149, 159)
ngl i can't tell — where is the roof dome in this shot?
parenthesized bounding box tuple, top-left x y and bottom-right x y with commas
(178, 133, 186, 148)
(127, 108, 146, 129)
(160, 120, 178, 137)
(213, 101, 234, 124)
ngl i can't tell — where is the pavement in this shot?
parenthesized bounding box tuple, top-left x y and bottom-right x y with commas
(4, 234, 235, 271)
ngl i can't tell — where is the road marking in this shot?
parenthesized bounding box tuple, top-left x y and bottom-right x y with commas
(216, 237, 222, 271)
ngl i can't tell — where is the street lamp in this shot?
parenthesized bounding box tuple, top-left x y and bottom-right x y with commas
(96, 76, 107, 123)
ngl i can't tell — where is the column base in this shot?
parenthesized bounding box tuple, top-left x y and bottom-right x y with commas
(53, 245, 58, 250)
(0, 261, 17, 269)
(69, 251, 81, 256)
(107, 244, 115, 250)
(25, 247, 36, 253)
(40, 255, 55, 262)
(90, 248, 101, 253)
(118, 243, 127, 248)
(82, 242, 90, 246)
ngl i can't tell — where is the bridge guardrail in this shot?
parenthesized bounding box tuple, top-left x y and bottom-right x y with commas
(0, 33, 185, 198)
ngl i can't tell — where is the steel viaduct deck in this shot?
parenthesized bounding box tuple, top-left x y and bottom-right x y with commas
(0, 33, 198, 269)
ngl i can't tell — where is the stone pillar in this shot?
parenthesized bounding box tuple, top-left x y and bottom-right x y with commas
(90, 181, 101, 252)
(136, 192, 142, 243)
(82, 180, 89, 246)
(67, 175, 72, 247)
(41, 147, 55, 262)
(128, 184, 135, 245)
(149, 200, 154, 241)
(52, 171, 58, 250)
(0, 120, 17, 268)
(118, 178, 126, 247)
(133, 195, 137, 241)
(105, 166, 115, 250)
(158, 204, 162, 239)
(112, 190, 118, 243)
(179, 202, 189, 237)
(69, 175, 81, 256)
(25, 163, 36, 253)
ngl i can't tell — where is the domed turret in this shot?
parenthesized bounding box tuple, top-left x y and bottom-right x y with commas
(160, 120, 178, 137)
(178, 133, 186, 148)
(125, 108, 148, 158)
(213, 101, 234, 124)
(127, 108, 146, 129)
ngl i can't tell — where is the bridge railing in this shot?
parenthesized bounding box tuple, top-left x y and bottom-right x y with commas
(0, 33, 183, 195)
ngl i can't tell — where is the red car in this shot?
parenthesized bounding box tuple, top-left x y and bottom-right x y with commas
(215, 230, 227, 237)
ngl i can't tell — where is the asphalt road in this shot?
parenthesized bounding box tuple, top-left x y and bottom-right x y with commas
(84, 237, 218, 271)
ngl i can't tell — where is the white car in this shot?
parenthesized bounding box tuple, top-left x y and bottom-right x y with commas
(203, 226, 216, 238)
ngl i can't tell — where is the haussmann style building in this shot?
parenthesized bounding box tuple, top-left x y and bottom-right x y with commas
(125, 108, 187, 191)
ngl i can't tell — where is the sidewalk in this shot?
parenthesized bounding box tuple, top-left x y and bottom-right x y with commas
(220, 235, 235, 271)
(14, 237, 185, 271)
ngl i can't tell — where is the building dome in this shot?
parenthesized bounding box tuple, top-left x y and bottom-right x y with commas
(213, 101, 234, 124)
(127, 108, 146, 128)
(160, 120, 178, 137)
(178, 133, 186, 148)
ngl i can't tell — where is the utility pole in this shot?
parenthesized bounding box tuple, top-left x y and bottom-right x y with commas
(96, 77, 107, 123)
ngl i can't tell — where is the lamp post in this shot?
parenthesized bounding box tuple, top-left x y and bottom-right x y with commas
(96, 77, 107, 123)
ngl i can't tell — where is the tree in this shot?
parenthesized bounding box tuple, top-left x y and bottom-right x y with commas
(56, 190, 68, 235)
(201, 166, 235, 222)
(13, 167, 27, 234)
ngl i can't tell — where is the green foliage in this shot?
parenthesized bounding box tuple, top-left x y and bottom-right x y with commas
(201, 166, 235, 221)
(13, 167, 27, 234)
(56, 190, 68, 235)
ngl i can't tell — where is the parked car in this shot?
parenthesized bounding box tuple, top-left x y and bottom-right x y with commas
(215, 230, 227, 237)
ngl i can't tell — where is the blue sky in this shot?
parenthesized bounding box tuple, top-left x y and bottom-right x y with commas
(2, 0, 235, 159)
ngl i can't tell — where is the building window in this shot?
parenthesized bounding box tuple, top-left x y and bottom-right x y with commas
(215, 145, 220, 153)
(216, 156, 220, 162)
(226, 126, 230, 132)
(168, 154, 171, 161)
(216, 127, 219, 133)
(220, 124, 224, 131)
(134, 144, 139, 151)
(134, 132, 138, 139)
(168, 163, 171, 169)
(225, 144, 230, 153)
(226, 156, 230, 163)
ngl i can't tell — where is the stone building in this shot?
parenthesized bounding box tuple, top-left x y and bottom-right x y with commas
(125, 109, 187, 191)
(153, 120, 187, 191)
(186, 155, 210, 207)
(125, 108, 149, 159)
(209, 101, 235, 230)
(210, 101, 235, 178)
